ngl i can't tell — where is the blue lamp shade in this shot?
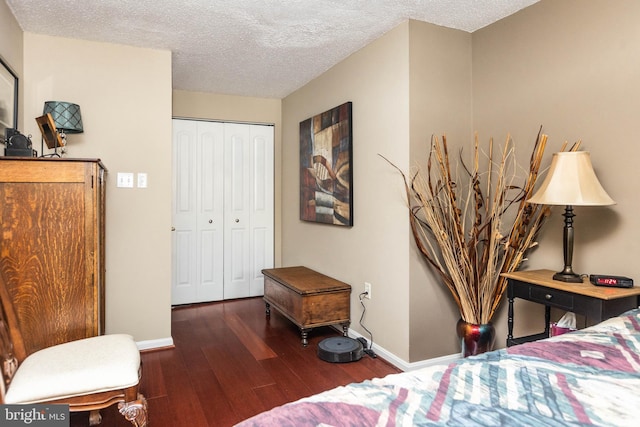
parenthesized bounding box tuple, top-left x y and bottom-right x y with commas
(43, 101, 83, 133)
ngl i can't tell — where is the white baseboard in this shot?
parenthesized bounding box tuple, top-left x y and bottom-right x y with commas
(136, 337, 175, 351)
(139, 331, 460, 371)
(347, 328, 461, 372)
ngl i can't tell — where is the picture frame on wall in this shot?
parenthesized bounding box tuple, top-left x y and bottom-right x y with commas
(299, 102, 353, 226)
(0, 56, 18, 137)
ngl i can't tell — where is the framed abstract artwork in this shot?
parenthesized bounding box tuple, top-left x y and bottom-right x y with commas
(300, 102, 353, 226)
(0, 56, 18, 137)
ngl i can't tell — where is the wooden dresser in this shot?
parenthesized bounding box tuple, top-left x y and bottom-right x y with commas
(0, 157, 106, 355)
(262, 266, 351, 346)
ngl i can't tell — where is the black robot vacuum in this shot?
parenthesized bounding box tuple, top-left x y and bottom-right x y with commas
(317, 336, 363, 363)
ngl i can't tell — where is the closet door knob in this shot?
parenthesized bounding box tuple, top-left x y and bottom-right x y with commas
(209, 219, 213, 224)
(235, 219, 239, 223)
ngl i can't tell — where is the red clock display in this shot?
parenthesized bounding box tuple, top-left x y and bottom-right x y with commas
(590, 275, 634, 288)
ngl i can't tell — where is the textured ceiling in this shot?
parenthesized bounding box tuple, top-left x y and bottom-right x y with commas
(6, 0, 539, 98)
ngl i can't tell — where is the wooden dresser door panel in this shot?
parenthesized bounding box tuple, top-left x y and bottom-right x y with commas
(1, 182, 87, 354)
(0, 159, 104, 356)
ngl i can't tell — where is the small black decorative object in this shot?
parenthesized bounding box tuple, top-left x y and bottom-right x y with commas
(5, 128, 34, 157)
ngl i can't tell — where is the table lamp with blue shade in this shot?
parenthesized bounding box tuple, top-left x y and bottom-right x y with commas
(42, 101, 83, 155)
(527, 151, 615, 283)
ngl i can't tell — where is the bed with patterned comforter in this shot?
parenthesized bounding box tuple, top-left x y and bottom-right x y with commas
(236, 308, 640, 426)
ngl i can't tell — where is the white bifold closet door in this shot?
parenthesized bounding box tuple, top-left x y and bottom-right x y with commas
(172, 119, 274, 305)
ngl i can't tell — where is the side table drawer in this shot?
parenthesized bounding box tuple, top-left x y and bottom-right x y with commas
(529, 286, 574, 310)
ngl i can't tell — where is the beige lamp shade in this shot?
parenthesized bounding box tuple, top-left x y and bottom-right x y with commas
(528, 151, 614, 206)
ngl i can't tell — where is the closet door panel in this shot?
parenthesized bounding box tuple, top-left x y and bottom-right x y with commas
(172, 119, 226, 304)
(196, 121, 224, 302)
(172, 120, 198, 304)
(174, 229, 195, 301)
(249, 125, 274, 296)
(224, 124, 251, 299)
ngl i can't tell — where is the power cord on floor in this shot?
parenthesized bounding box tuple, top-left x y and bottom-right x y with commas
(358, 291, 377, 358)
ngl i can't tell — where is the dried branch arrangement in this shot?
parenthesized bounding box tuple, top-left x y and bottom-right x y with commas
(383, 129, 556, 324)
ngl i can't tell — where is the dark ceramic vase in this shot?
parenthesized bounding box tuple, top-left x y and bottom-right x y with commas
(456, 319, 496, 357)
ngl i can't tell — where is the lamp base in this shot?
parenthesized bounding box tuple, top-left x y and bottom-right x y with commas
(553, 271, 583, 283)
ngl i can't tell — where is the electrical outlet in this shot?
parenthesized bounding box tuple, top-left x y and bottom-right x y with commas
(364, 282, 371, 299)
(137, 172, 148, 188)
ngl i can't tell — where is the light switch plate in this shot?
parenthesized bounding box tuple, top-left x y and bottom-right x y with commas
(117, 172, 134, 188)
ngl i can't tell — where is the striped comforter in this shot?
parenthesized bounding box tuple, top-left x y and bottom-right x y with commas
(237, 308, 640, 426)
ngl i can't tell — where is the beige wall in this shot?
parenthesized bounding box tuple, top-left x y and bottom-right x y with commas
(407, 21, 473, 360)
(0, 0, 23, 130)
(473, 0, 640, 339)
(173, 91, 281, 125)
(172, 91, 283, 265)
(282, 21, 476, 362)
(21, 33, 173, 346)
(282, 23, 413, 360)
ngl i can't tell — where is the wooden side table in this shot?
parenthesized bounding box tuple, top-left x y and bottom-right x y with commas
(503, 269, 640, 346)
(262, 266, 351, 346)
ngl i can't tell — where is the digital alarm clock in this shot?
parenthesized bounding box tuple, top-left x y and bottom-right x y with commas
(589, 275, 634, 288)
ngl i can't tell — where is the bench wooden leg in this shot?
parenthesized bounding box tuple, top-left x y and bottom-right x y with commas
(89, 410, 102, 426)
(118, 393, 148, 427)
(301, 328, 310, 347)
(342, 323, 349, 337)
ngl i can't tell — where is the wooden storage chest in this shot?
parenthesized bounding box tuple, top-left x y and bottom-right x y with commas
(262, 266, 351, 346)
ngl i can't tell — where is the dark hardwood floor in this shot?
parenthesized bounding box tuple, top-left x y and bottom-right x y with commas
(71, 297, 401, 426)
